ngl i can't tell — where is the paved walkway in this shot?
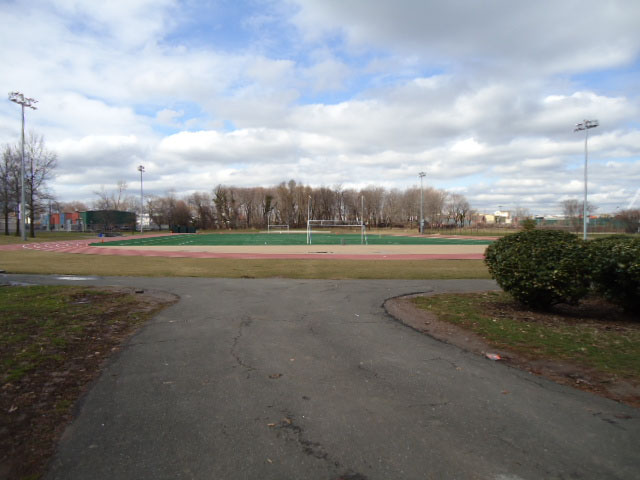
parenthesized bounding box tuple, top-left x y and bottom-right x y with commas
(3, 275, 638, 480)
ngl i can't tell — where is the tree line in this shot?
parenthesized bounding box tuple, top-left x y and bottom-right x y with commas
(133, 180, 473, 231)
(559, 198, 639, 234)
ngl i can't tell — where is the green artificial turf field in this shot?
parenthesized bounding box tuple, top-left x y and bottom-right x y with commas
(92, 232, 493, 247)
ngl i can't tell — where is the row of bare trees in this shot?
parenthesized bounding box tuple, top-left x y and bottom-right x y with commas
(138, 180, 472, 230)
(1, 133, 57, 236)
(561, 198, 639, 233)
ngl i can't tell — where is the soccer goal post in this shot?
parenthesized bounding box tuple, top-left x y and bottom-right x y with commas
(267, 223, 289, 233)
(306, 219, 367, 245)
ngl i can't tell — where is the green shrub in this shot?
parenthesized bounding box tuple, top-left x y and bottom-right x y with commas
(587, 235, 640, 312)
(485, 230, 590, 309)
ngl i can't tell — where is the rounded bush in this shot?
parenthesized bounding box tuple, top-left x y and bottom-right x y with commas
(587, 235, 640, 312)
(485, 230, 590, 309)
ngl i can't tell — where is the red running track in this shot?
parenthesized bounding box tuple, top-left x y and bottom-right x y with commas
(0, 235, 485, 260)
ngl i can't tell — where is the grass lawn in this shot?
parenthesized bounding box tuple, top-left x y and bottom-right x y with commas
(413, 291, 640, 385)
(0, 250, 491, 279)
(0, 285, 175, 480)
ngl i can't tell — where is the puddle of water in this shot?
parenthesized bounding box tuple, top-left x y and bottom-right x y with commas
(55, 276, 98, 281)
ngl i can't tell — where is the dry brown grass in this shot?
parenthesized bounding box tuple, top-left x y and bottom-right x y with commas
(0, 250, 490, 279)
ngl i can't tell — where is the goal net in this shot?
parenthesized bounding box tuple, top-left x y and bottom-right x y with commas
(267, 223, 290, 233)
(306, 219, 367, 245)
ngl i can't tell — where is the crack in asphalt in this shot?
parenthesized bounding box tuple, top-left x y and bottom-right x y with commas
(406, 402, 450, 409)
(231, 317, 255, 376)
(356, 363, 379, 379)
(273, 414, 330, 461)
(425, 356, 461, 370)
(270, 413, 370, 480)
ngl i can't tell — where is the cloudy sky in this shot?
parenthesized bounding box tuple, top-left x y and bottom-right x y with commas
(1, 0, 639, 214)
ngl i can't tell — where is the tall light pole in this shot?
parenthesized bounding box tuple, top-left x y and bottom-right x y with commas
(574, 119, 598, 240)
(307, 195, 312, 245)
(418, 172, 426, 234)
(137, 165, 145, 233)
(361, 194, 365, 244)
(8, 92, 37, 241)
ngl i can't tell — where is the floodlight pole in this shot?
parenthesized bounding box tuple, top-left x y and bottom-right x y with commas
(137, 165, 145, 233)
(418, 171, 426, 234)
(307, 195, 311, 245)
(574, 119, 598, 240)
(361, 195, 365, 244)
(8, 92, 37, 241)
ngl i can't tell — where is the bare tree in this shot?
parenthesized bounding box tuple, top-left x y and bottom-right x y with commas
(446, 193, 471, 227)
(274, 180, 296, 227)
(402, 187, 420, 228)
(188, 192, 215, 229)
(146, 195, 168, 230)
(93, 180, 136, 211)
(383, 188, 404, 226)
(213, 185, 238, 229)
(513, 206, 531, 225)
(60, 200, 89, 212)
(261, 189, 275, 227)
(1, 145, 20, 235)
(22, 133, 57, 237)
(361, 186, 386, 226)
(314, 186, 333, 221)
(294, 183, 313, 227)
(91, 181, 138, 232)
(1, 135, 57, 237)
(561, 199, 597, 232)
(616, 208, 640, 233)
(173, 200, 193, 226)
(342, 189, 361, 223)
(424, 188, 447, 227)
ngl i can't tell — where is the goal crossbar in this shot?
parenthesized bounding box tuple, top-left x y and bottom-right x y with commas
(267, 223, 289, 233)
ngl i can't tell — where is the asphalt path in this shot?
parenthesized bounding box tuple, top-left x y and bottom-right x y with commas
(3, 275, 639, 480)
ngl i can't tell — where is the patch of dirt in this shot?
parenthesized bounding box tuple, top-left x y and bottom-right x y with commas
(0, 287, 177, 480)
(385, 294, 640, 409)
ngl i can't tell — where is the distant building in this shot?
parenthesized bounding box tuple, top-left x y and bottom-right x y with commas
(474, 210, 512, 225)
(42, 210, 136, 232)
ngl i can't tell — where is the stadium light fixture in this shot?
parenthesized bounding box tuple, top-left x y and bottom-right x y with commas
(8, 91, 37, 241)
(574, 119, 598, 240)
(418, 172, 426, 234)
(137, 165, 145, 233)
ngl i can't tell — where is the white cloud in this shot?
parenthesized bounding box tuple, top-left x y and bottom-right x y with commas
(290, 0, 640, 74)
(156, 109, 184, 126)
(0, 0, 638, 215)
(450, 138, 484, 155)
